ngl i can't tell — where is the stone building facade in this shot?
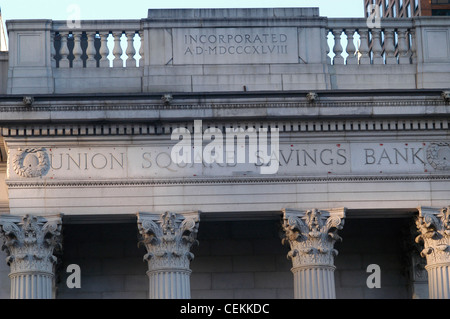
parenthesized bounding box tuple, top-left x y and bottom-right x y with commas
(0, 8, 449, 299)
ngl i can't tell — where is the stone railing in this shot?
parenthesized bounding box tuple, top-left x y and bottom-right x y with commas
(3, 9, 450, 94)
(326, 18, 415, 65)
(51, 20, 143, 69)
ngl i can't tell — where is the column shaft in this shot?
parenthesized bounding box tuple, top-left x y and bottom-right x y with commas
(10, 273, 53, 299)
(148, 269, 191, 299)
(293, 266, 336, 299)
(426, 264, 450, 299)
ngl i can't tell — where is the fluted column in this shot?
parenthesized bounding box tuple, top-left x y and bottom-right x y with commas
(415, 206, 450, 299)
(0, 214, 62, 299)
(281, 208, 346, 299)
(137, 211, 200, 299)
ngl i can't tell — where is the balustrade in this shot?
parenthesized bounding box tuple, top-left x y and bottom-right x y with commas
(52, 21, 142, 68)
(327, 18, 415, 65)
(50, 18, 416, 69)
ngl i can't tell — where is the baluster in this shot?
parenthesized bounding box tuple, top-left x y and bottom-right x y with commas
(86, 31, 97, 68)
(358, 29, 371, 65)
(345, 29, 357, 65)
(125, 31, 136, 67)
(332, 29, 344, 65)
(112, 31, 123, 68)
(72, 32, 83, 68)
(99, 32, 110, 68)
(371, 28, 383, 65)
(139, 30, 145, 67)
(59, 32, 70, 68)
(50, 32, 57, 68)
(384, 28, 397, 64)
(397, 29, 410, 64)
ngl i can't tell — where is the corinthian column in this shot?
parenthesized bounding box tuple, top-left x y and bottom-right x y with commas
(137, 211, 200, 299)
(281, 208, 346, 299)
(415, 206, 450, 299)
(0, 214, 62, 299)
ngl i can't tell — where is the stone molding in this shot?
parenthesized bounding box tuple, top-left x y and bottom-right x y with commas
(6, 174, 450, 188)
(0, 214, 62, 275)
(137, 211, 200, 272)
(415, 206, 450, 267)
(281, 207, 346, 268)
(0, 98, 447, 113)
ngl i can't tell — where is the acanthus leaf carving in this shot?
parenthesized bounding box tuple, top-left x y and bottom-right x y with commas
(281, 208, 346, 268)
(0, 214, 62, 275)
(137, 211, 200, 272)
(416, 206, 450, 266)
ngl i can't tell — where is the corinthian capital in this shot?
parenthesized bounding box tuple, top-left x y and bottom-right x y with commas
(0, 214, 62, 275)
(281, 208, 346, 268)
(415, 206, 450, 266)
(137, 211, 200, 272)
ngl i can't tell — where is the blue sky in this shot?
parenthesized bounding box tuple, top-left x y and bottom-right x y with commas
(1, 0, 364, 20)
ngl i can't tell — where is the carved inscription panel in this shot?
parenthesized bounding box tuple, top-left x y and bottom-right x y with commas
(172, 27, 299, 64)
(7, 142, 449, 180)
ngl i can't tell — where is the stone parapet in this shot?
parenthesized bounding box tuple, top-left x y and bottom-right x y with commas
(2, 9, 450, 94)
